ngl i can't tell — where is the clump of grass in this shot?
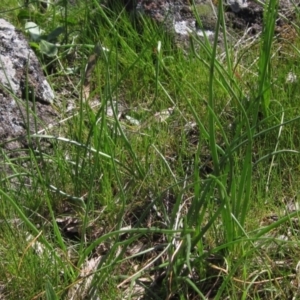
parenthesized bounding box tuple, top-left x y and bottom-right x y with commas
(1, 0, 300, 299)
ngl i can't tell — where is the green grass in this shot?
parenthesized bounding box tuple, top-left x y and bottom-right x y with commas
(1, 0, 300, 299)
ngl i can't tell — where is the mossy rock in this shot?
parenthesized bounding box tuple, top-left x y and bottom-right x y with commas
(194, 3, 218, 31)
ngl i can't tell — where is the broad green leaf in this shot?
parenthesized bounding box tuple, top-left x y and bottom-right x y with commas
(40, 39, 58, 57)
(28, 42, 40, 51)
(47, 27, 65, 42)
(25, 21, 44, 41)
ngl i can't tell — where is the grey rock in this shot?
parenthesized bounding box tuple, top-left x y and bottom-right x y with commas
(0, 18, 58, 152)
(0, 18, 54, 104)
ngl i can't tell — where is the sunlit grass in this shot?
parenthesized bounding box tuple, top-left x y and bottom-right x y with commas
(1, 0, 300, 298)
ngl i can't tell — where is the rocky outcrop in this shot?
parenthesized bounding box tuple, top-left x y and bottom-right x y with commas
(0, 18, 57, 152)
(110, 0, 299, 45)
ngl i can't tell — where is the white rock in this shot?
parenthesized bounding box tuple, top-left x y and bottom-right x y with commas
(174, 21, 193, 35)
(286, 72, 297, 84)
(227, 0, 248, 13)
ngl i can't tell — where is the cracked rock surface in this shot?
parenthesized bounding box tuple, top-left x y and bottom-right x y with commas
(0, 18, 58, 152)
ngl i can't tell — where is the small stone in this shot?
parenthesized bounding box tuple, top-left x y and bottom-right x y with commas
(227, 0, 248, 13)
(286, 72, 297, 84)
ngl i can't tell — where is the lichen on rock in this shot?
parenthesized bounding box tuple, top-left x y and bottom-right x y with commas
(0, 18, 58, 152)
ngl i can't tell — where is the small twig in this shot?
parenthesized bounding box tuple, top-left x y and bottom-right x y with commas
(18, 231, 43, 270)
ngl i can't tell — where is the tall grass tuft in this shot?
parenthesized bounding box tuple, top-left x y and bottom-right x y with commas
(258, 0, 279, 118)
(0, 0, 300, 299)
